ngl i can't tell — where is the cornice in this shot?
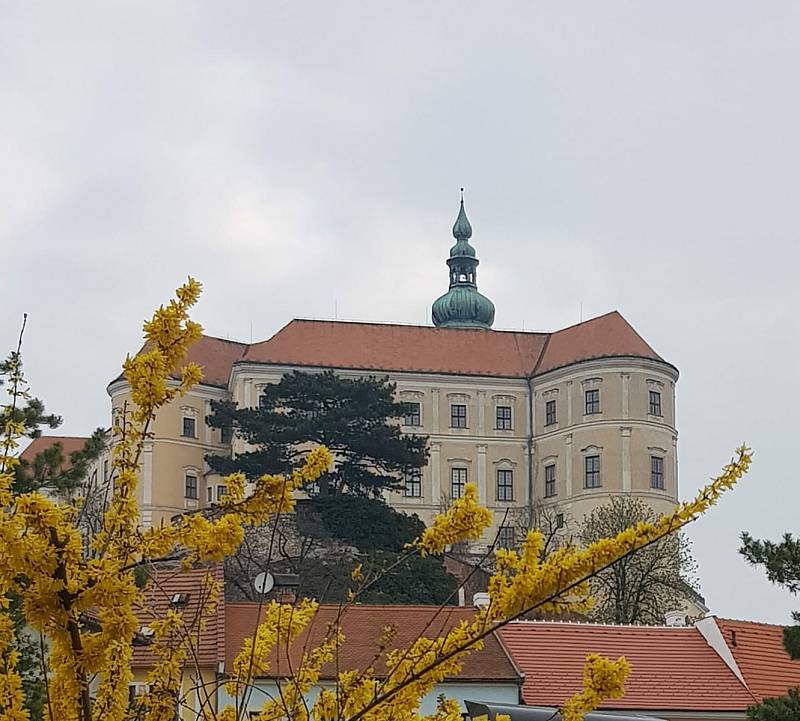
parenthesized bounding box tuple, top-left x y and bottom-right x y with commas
(533, 356, 679, 385)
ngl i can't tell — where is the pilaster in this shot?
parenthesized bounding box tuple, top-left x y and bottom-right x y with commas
(565, 433, 573, 497)
(431, 441, 441, 502)
(432, 388, 440, 433)
(621, 426, 632, 492)
(477, 444, 488, 505)
(622, 373, 630, 419)
(566, 380, 573, 425)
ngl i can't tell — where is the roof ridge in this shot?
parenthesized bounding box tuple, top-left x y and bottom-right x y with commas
(507, 619, 695, 630)
(199, 333, 248, 347)
(283, 318, 550, 336)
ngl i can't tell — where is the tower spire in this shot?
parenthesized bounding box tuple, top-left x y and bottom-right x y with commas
(431, 191, 496, 330)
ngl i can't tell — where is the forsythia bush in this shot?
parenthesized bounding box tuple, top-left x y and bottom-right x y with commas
(0, 280, 752, 721)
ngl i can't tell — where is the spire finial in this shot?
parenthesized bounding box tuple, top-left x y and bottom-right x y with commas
(452, 191, 472, 240)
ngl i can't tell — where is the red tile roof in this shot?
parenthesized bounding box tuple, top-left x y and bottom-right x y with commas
(132, 564, 225, 669)
(716, 618, 800, 701)
(224, 603, 521, 683)
(114, 312, 671, 389)
(239, 311, 667, 380)
(243, 320, 549, 378)
(534, 312, 664, 375)
(19, 436, 90, 469)
(498, 621, 757, 712)
(181, 335, 248, 387)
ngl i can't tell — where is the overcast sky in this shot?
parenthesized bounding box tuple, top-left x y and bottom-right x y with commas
(2, 2, 798, 624)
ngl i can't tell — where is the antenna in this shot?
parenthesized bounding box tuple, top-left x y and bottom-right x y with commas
(249, 320, 253, 343)
(579, 301, 583, 323)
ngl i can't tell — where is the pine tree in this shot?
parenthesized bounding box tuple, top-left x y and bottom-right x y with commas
(207, 370, 428, 496)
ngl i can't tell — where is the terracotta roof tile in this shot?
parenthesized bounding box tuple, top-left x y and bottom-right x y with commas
(716, 618, 800, 701)
(498, 621, 756, 712)
(181, 335, 248, 387)
(535, 311, 666, 375)
(224, 603, 521, 682)
(19, 436, 90, 470)
(132, 564, 225, 669)
(114, 312, 672, 389)
(242, 320, 547, 378)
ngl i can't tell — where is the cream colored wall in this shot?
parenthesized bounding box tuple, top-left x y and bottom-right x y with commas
(130, 667, 217, 720)
(108, 380, 232, 528)
(109, 355, 678, 542)
(532, 361, 679, 533)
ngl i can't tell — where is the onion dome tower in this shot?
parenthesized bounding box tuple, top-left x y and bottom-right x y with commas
(431, 191, 496, 329)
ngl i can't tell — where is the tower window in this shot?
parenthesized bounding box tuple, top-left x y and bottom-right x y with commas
(584, 455, 601, 488)
(184, 474, 198, 499)
(649, 390, 662, 417)
(450, 404, 467, 428)
(450, 468, 467, 499)
(545, 399, 557, 426)
(496, 406, 512, 430)
(585, 389, 600, 415)
(651, 456, 665, 490)
(403, 402, 421, 427)
(404, 470, 422, 498)
(544, 464, 556, 498)
(182, 417, 197, 438)
(496, 469, 514, 502)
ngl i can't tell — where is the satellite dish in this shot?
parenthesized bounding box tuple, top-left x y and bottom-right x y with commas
(253, 572, 275, 595)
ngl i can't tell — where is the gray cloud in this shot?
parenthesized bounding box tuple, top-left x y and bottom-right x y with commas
(2, 1, 798, 622)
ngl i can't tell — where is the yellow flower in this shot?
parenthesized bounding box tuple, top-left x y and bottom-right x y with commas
(413, 483, 492, 556)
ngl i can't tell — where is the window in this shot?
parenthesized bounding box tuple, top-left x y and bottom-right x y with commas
(450, 404, 467, 428)
(556, 513, 565, 529)
(184, 474, 198, 499)
(217, 484, 227, 501)
(403, 402, 421, 427)
(584, 389, 600, 415)
(584, 455, 601, 488)
(544, 464, 556, 498)
(220, 425, 233, 444)
(207, 485, 213, 504)
(496, 469, 514, 501)
(450, 468, 467, 499)
(182, 416, 197, 438)
(498, 526, 516, 549)
(404, 471, 422, 498)
(545, 399, 557, 426)
(496, 406, 512, 430)
(103, 459, 109, 483)
(649, 390, 662, 417)
(651, 456, 665, 490)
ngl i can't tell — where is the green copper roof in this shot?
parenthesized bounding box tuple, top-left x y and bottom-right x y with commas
(432, 195, 495, 330)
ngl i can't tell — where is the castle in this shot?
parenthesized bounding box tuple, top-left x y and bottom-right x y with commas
(107, 198, 679, 547)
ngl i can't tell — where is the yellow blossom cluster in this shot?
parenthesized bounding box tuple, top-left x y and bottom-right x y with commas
(0, 278, 752, 721)
(0, 279, 330, 721)
(412, 483, 492, 556)
(560, 654, 630, 721)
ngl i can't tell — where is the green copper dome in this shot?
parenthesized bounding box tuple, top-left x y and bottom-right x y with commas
(432, 196, 495, 330)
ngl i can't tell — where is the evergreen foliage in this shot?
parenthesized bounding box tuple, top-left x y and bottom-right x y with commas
(747, 688, 800, 721)
(740, 531, 800, 660)
(206, 370, 428, 496)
